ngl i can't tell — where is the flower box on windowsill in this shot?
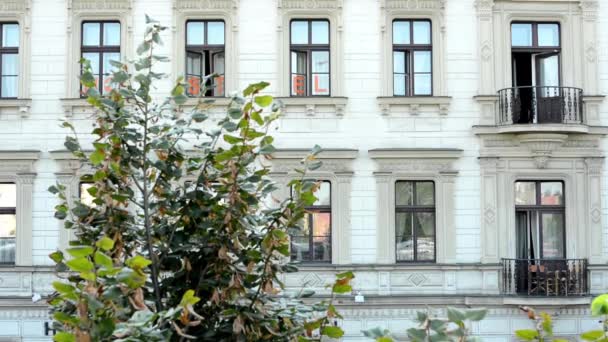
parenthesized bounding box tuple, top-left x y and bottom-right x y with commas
(274, 96, 348, 117)
(377, 96, 451, 116)
(0, 98, 31, 118)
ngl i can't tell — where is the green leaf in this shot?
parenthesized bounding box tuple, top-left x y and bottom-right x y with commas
(447, 307, 466, 323)
(126, 255, 152, 270)
(66, 246, 94, 258)
(66, 257, 94, 273)
(180, 290, 201, 306)
(223, 135, 243, 144)
(515, 329, 539, 341)
(465, 308, 487, 321)
(94, 251, 113, 269)
(243, 81, 270, 96)
(592, 294, 608, 316)
(54, 332, 75, 342)
(96, 236, 115, 251)
(137, 41, 151, 55)
(332, 284, 352, 294)
(321, 326, 344, 338)
(377, 338, 394, 342)
(52, 281, 76, 294)
(80, 271, 96, 281)
(259, 144, 276, 155)
(254, 95, 273, 107)
(49, 251, 64, 263)
(581, 331, 605, 341)
(89, 150, 105, 165)
(145, 14, 159, 24)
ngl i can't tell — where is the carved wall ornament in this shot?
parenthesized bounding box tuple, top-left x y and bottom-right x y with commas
(278, 0, 342, 10)
(173, 0, 236, 10)
(68, 0, 132, 11)
(480, 41, 493, 61)
(532, 155, 550, 169)
(586, 43, 597, 63)
(484, 206, 496, 224)
(408, 273, 428, 287)
(0, 0, 29, 13)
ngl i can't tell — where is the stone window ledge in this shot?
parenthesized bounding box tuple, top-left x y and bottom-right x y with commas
(377, 96, 451, 116)
(0, 99, 31, 117)
(60, 98, 93, 117)
(369, 148, 462, 160)
(472, 124, 608, 135)
(275, 96, 348, 117)
(296, 263, 502, 272)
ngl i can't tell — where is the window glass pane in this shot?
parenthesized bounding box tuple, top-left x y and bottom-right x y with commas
(312, 236, 331, 261)
(291, 74, 306, 96)
(539, 55, 559, 88)
(212, 52, 225, 96)
(414, 51, 431, 73)
(186, 53, 202, 96)
(290, 21, 308, 44)
(515, 182, 536, 205)
(0, 214, 15, 238)
(396, 212, 413, 261)
(511, 23, 532, 46)
(207, 21, 225, 45)
(393, 74, 406, 96)
(541, 213, 564, 258)
(1, 77, 17, 98)
(291, 51, 306, 74)
(2, 54, 18, 75)
(291, 51, 307, 96)
(414, 74, 432, 95)
(103, 22, 120, 46)
(186, 22, 204, 45)
(313, 181, 331, 206)
(393, 21, 410, 44)
(80, 183, 96, 207)
(311, 73, 329, 96)
(413, 21, 431, 44)
(83, 52, 100, 73)
(0, 184, 16, 207)
(311, 21, 329, 44)
(311, 212, 330, 236)
(415, 212, 435, 261)
(2, 24, 19, 47)
(0, 214, 15, 264)
(103, 52, 120, 74)
(416, 182, 434, 205)
(396, 181, 413, 206)
(538, 24, 559, 47)
(311, 50, 329, 73)
(393, 51, 405, 73)
(82, 22, 100, 46)
(290, 236, 309, 261)
(540, 182, 563, 205)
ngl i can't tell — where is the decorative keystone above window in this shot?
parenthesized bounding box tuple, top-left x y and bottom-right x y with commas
(377, 96, 450, 116)
(275, 96, 347, 117)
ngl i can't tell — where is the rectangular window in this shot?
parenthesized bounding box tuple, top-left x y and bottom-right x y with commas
(80, 182, 96, 207)
(392, 20, 432, 96)
(0, 183, 16, 264)
(515, 181, 565, 259)
(290, 19, 330, 96)
(81, 21, 121, 96)
(185, 20, 225, 97)
(0, 23, 19, 98)
(290, 181, 331, 262)
(395, 181, 435, 262)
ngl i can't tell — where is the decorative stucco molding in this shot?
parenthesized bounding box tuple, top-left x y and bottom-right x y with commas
(0, 0, 31, 105)
(0, 151, 38, 266)
(269, 148, 357, 265)
(275, 96, 348, 117)
(369, 148, 462, 264)
(377, 96, 451, 116)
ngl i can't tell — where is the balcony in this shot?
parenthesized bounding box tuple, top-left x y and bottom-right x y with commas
(501, 258, 588, 296)
(497, 86, 583, 126)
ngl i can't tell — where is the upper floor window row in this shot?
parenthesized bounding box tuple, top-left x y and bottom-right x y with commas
(80, 21, 121, 96)
(185, 20, 225, 97)
(290, 19, 330, 97)
(392, 20, 432, 96)
(0, 23, 19, 99)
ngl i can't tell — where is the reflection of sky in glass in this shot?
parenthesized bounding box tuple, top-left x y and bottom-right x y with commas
(0, 184, 16, 207)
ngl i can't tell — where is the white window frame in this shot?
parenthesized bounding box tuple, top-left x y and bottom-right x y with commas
(269, 148, 357, 265)
(370, 149, 461, 264)
(172, 0, 239, 103)
(0, 151, 38, 266)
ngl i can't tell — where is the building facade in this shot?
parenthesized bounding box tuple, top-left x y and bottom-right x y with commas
(0, 0, 606, 340)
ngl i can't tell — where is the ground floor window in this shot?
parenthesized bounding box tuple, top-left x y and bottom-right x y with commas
(290, 181, 331, 263)
(395, 180, 436, 262)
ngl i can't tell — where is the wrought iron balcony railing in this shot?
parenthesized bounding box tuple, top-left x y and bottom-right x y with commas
(497, 86, 583, 125)
(501, 258, 588, 296)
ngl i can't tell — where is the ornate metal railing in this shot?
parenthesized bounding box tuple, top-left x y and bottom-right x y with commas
(501, 258, 588, 296)
(497, 86, 583, 125)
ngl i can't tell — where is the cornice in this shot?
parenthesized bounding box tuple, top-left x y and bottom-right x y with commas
(382, 0, 445, 10)
(0, 99, 31, 118)
(68, 0, 132, 11)
(369, 148, 463, 160)
(173, 0, 238, 12)
(272, 148, 358, 160)
(0, 0, 30, 13)
(278, 0, 343, 10)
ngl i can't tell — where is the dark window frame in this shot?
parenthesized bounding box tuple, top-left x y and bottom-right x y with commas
(395, 180, 436, 263)
(0, 22, 19, 99)
(185, 19, 226, 97)
(514, 180, 566, 259)
(289, 19, 331, 97)
(392, 19, 433, 97)
(290, 180, 332, 263)
(80, 20, 121, 97)
(510, 22, 562, 87)
(0, 182, 16, 265)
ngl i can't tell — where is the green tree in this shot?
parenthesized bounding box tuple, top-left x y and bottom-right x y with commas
(48, 17, 351, 341)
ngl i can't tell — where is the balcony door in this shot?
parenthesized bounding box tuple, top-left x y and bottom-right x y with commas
(511, 22, 561, 124)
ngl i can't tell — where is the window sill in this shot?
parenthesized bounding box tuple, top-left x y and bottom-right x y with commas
(377, 96, 451, 116)
(60, 98, 93, 117)
(0, 98, 31, 117)
(181, 96, 233, 107)
(275, 96, 348, 116)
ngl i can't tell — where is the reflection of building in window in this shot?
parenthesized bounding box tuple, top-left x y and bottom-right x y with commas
(0, 184, 16, 264)
(395, 181, 435, 262)
(392, 20, 432, 96)
(80, 21, 121, 96)
(80, 182, 96, 207)
(515, 181, 565, 259)
(0, 23, 19, 98)
(290, 19, 330, 96)
(290, 181, 331, 262)
(185, 20, 225, 97)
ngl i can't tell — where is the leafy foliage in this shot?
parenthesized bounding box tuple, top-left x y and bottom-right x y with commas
(580, 295, 608, 342)
(514, 307, 568, 342)
(363, 307, 487, 342)
(48, 17, 351, 341)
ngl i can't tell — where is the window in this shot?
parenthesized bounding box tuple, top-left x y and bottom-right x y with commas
(395, 181, 435, 262)
(515, 181, 565, 259)
(80, 183, 96, 207)
(0, 23, 19, 98)
(290, 19, 330, 97)
(290, 181, 331, 262)
(80, 21, 121, 96)
(185, 20, 225, 97)
(0, 183, 16, 264)
(392, 20, 432, 96)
